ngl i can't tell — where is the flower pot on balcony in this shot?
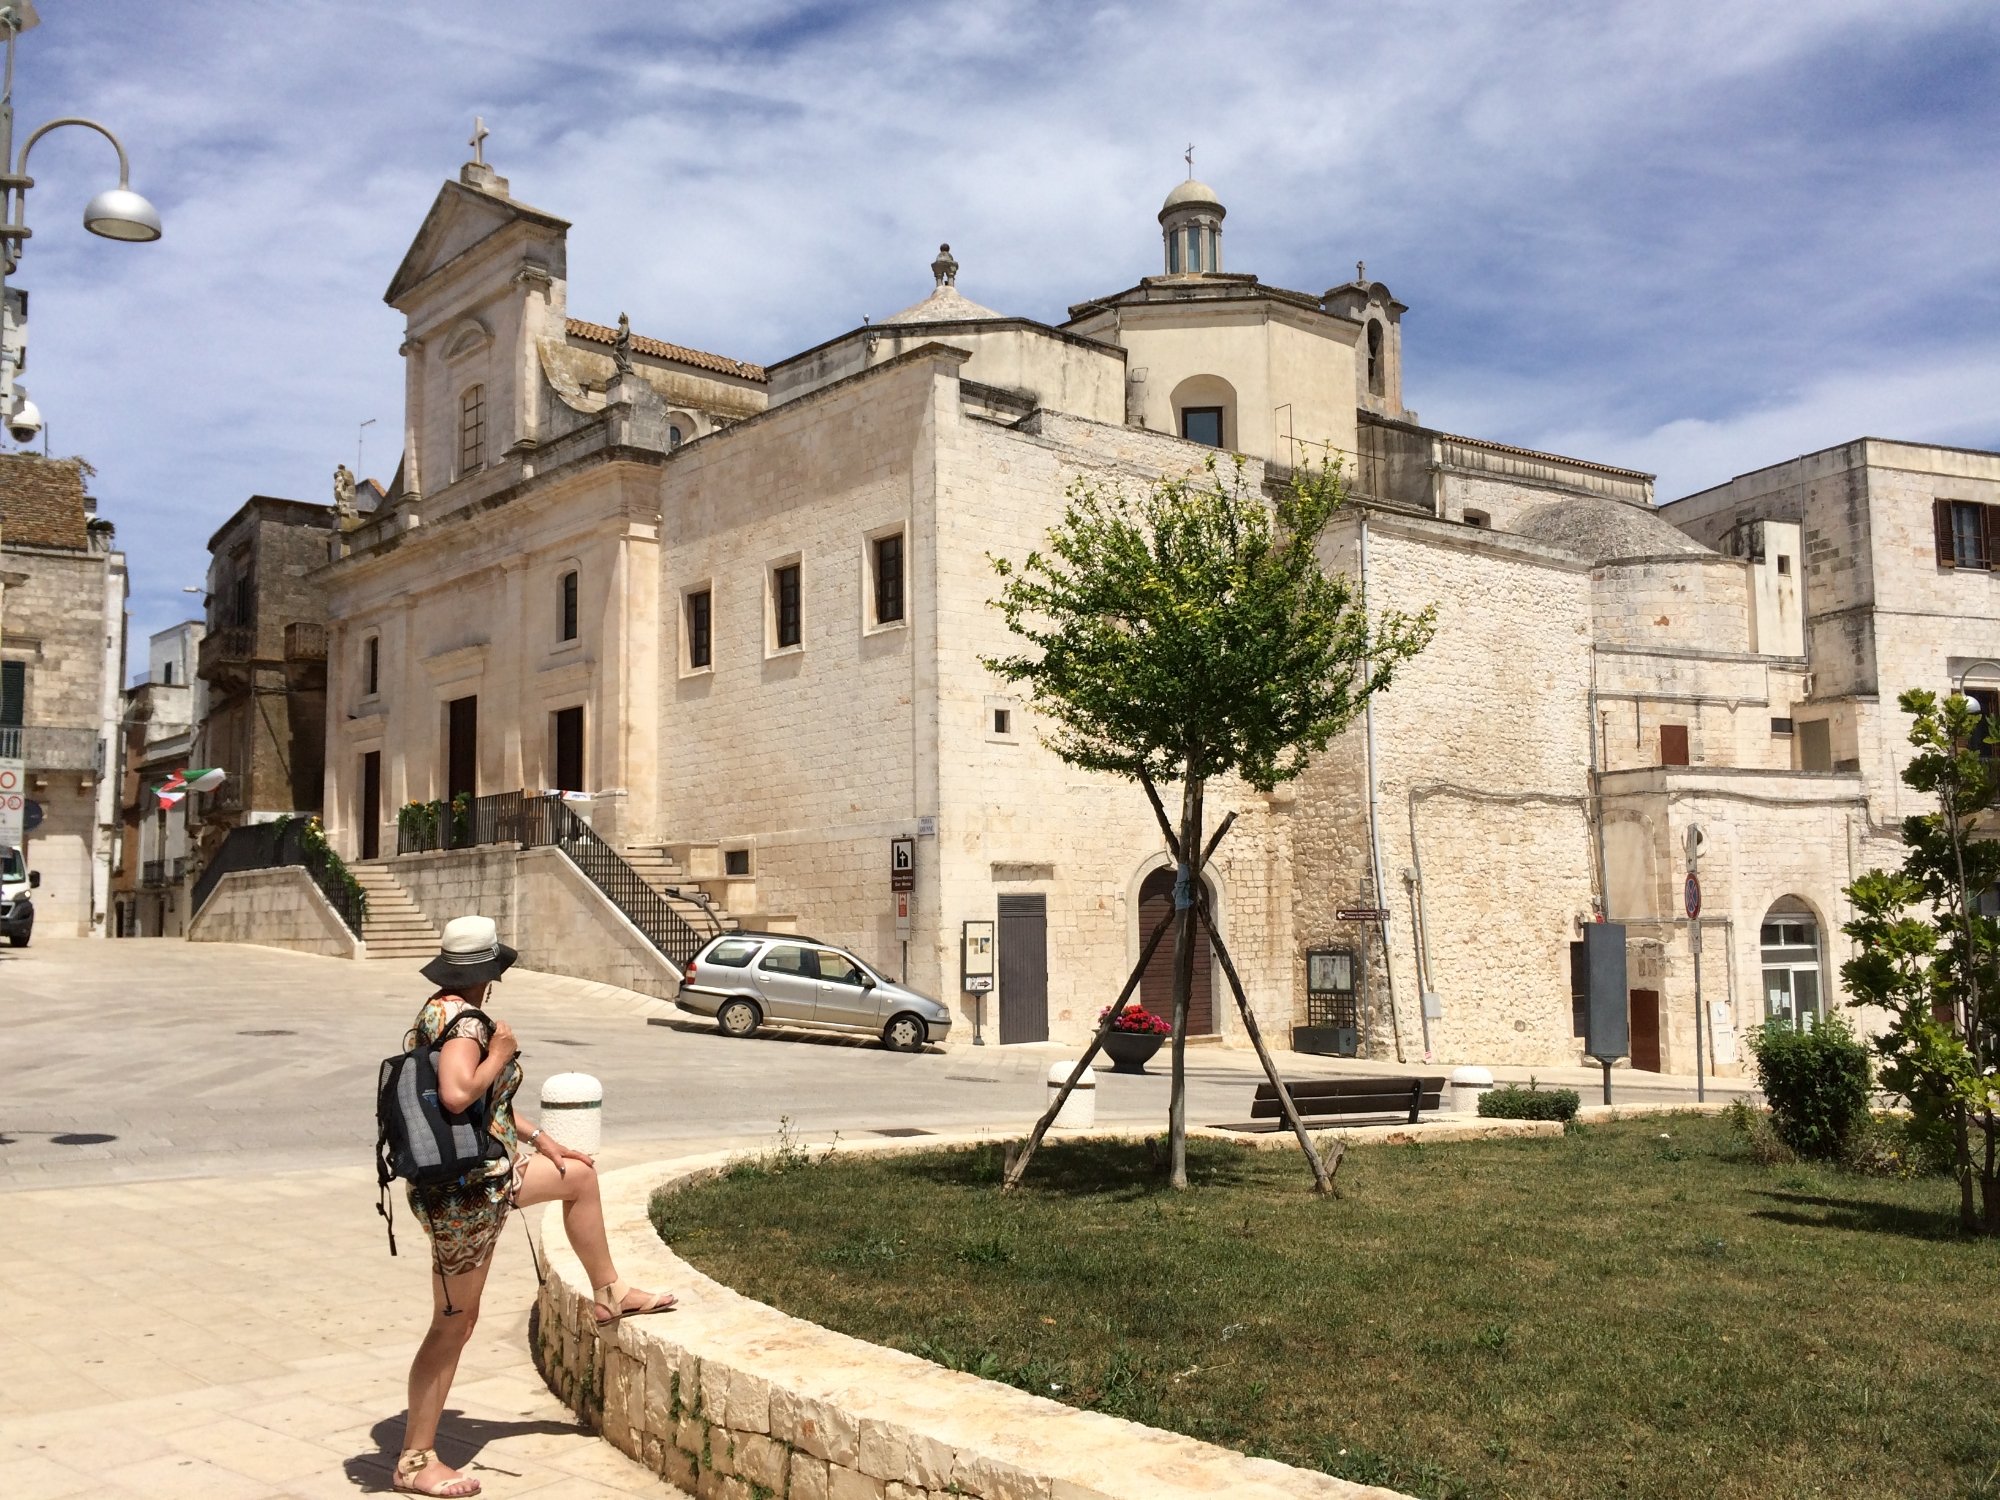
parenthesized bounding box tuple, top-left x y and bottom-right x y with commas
(1102, 1030, 1166, 1073)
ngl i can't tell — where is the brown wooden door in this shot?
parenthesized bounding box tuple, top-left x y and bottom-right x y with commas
(446, 695, 478, 802)
(1659, 724, 1690, 766)
(1138, 868, 1215, 1033)
(359, 752, 380, 861)
(1629, 989, 1662, 1071)
(997, 895, 1049, 1044)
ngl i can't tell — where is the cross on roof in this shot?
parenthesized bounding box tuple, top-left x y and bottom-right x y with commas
(1184, 143, 1194, 178)
(469, 115, 489, 166)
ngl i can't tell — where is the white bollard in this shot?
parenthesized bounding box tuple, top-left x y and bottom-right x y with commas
(541, 1072, 603, 1156)
(1448, 1065, 1495, 1116)
(1046, 1061, 1097, 1129)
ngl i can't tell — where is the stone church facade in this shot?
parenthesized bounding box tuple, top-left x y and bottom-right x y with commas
(320, 149, 1996, 1070)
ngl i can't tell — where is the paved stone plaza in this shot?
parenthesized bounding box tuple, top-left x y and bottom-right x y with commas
(0, 939, 1742, 1498)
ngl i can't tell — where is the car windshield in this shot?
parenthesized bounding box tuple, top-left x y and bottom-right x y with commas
(0, 848, 22, 882)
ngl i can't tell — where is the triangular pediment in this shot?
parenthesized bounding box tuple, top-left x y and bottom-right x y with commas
(384, 178, 569, 308)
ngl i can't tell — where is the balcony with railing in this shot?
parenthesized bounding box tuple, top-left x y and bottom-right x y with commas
(284, 621, 327, 661)
(197, 626, 257, 680)
(0, 724, 101, 771)
(139, 856, 187, 889)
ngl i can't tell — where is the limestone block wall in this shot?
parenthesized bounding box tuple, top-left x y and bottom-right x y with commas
(1592, 650, 1804, 774)
(1290, 515, 1599, 1066)
(187, 867, 360, 957)
(1592, 556, 1753, 653)
(535, 1147, 1412, 1500)
(394, 847, 520, 937)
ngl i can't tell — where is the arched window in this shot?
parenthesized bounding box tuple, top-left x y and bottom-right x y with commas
(1366, 319, 1385, 396)
(667, 424, 684, 450)
(459, 384, 486, 475)
(1760, 898, 1823, 1031)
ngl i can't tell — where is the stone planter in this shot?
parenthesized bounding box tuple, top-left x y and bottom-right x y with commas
(1102, 1030, 1166, 1073)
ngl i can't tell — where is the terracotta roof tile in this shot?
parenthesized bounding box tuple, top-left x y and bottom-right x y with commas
(0, 455, 92, 549)
(566, 318, 765, 383)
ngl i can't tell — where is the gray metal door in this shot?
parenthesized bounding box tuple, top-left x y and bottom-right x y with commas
(997, 894, 1049, 1044)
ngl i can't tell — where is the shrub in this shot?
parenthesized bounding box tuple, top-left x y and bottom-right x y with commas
(1842, 1109, 1955, 1179)
(1723, 1097, 1796, 1166)
(1747, 1015, 1872, 1162)
(1478, 1083, 1581, 1123)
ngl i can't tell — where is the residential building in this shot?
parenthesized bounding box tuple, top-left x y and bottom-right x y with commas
(112, 620, 204, 936)
(193, 495, 334, 854)
(0, 453, 128, 936)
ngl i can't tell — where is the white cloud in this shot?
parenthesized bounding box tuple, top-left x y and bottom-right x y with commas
(1, 0, 1992, 664)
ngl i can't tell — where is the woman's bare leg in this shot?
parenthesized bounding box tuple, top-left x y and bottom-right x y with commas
(516, 1155, 673, 1316)
(400, 1255, 493, 1491)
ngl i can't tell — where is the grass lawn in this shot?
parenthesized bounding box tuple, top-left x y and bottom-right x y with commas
(653, 1116, 2000, 1500)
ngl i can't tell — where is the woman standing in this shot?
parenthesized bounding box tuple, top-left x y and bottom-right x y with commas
(393, 916, 675, 1498)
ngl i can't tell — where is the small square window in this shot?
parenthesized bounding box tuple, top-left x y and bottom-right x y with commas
(686, 589, 712, 670)
(724, 848, 751, 876)
(1180, 406, 1224, 447)
(1776, 555, 1791, 576)
(992, 708, 1010, 736)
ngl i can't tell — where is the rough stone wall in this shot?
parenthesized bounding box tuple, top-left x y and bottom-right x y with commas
(393, 846, 520, 938)
(186, 866, 359, 956)
(1592, 651, 1804, 774)
(1591, 557, 1754, 653)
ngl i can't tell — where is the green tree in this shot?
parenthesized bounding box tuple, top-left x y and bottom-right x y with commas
(1841, 689, 2000, 1233)
(987, 455, 1434, 1188)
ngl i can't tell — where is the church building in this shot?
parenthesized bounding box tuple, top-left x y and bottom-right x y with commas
(313, 144, 1999, 1072)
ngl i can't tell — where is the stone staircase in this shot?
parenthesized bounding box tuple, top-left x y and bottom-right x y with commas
(352, 863, 441, 959)
(624, 843, 797, 935)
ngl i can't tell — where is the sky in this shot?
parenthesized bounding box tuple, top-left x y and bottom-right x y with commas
(7, 0, 1997, 675)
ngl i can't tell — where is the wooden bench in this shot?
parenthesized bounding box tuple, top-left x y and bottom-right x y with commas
(1217, 1075, 1446, 1133)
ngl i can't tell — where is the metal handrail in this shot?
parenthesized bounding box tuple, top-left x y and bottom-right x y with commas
(190, 819, 365, 935)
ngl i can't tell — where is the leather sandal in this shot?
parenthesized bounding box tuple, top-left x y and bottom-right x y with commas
(592, 1278, 677, 1330)
(393, 1448, 481, 1497)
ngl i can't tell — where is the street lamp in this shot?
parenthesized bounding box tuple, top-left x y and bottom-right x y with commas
(0, 2, 164, 418)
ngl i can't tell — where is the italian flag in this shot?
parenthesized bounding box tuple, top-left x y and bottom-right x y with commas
(158, 768, 227, 796)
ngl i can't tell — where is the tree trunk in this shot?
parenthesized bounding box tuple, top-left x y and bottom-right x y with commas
(1955, 1103, 1977, 1233)
(1983, 1107, 1999, 1237)
(1166, 774, 1205, 1190)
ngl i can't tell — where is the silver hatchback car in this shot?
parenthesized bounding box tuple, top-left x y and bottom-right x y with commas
(676, 932, 953, 1051)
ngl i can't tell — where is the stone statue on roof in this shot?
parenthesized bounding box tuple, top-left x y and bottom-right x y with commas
(613, 312, 634, 377)
(333, 463, 358, 529)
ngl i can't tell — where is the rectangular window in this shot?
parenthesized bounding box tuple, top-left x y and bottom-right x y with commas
(1936, 497, 1993, 570)
(724, 847, 752, 876)
(1181, 407, 1223, 447)
(1659, 723, 1690, 766)
(460, 385, 486, 475)
(560, 570, 579, 642)
(232, 574, 254, 628)
(874, 533, 905, 624)
(993, 708, 1011, 736)
(1970, 689, 1999, 762)
(686, 589, 712, 669)
(446, 694, 478, 802)
(774, 563, 801, 649)
(363, 636, 380, 697)
(1776, 554, 1792, 576)
(0, 659, 23, 726)
(552, 706, 585, 792)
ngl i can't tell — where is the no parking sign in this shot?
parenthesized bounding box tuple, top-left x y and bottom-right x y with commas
(0, 759, 23, 847)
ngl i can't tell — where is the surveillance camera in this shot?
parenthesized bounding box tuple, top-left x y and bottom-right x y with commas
(7, 395, 40, 444)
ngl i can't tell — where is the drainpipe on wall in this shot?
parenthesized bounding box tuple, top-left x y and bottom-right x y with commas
(1359, 513, 1407, 1062)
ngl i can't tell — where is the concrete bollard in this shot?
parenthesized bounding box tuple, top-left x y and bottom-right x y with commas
(541, 1072, 603, 1156)
(1046, 1061, 1097, 1129)
(1448, 1065, 1495, 1116)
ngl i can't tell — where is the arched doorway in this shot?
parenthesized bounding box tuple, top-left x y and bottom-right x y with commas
(1138, 867, 1217, 1034)
(1760, 898, 1824, 1031)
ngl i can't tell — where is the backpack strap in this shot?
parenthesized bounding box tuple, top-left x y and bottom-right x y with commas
(433, 1006, 494, 1057)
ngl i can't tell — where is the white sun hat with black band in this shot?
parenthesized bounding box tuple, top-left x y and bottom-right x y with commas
(421, 914, 519, 988)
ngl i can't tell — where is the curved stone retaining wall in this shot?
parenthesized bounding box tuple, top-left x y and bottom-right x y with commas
(536, 1131, 1423, 1500)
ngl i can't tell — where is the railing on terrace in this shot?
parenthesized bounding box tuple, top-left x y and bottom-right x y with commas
(0, 724, 100, 770)
(395, 790, 718, 969)
(284, 621, 328, 661)
(197, 626, 257, 676)
(190, 819, 365, 935)
(141, 858, 166, 888)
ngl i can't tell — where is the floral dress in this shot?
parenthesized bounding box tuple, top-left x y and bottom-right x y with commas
(404, 994, 527, 1276)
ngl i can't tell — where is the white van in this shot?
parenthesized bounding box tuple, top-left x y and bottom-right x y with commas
(1, 844, 36, 947)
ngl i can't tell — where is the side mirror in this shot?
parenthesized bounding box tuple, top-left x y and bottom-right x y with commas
(860, 972, 877, 990)
(28, 871, 40, 888)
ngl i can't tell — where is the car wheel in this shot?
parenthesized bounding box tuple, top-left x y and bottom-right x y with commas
(717, 998, 761, 1038)
(882, 1013, 927, 1052)
(8, 933, 25, 948)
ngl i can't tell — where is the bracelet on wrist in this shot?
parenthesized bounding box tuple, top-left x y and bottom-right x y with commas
(525, 1127, 542, 1147)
